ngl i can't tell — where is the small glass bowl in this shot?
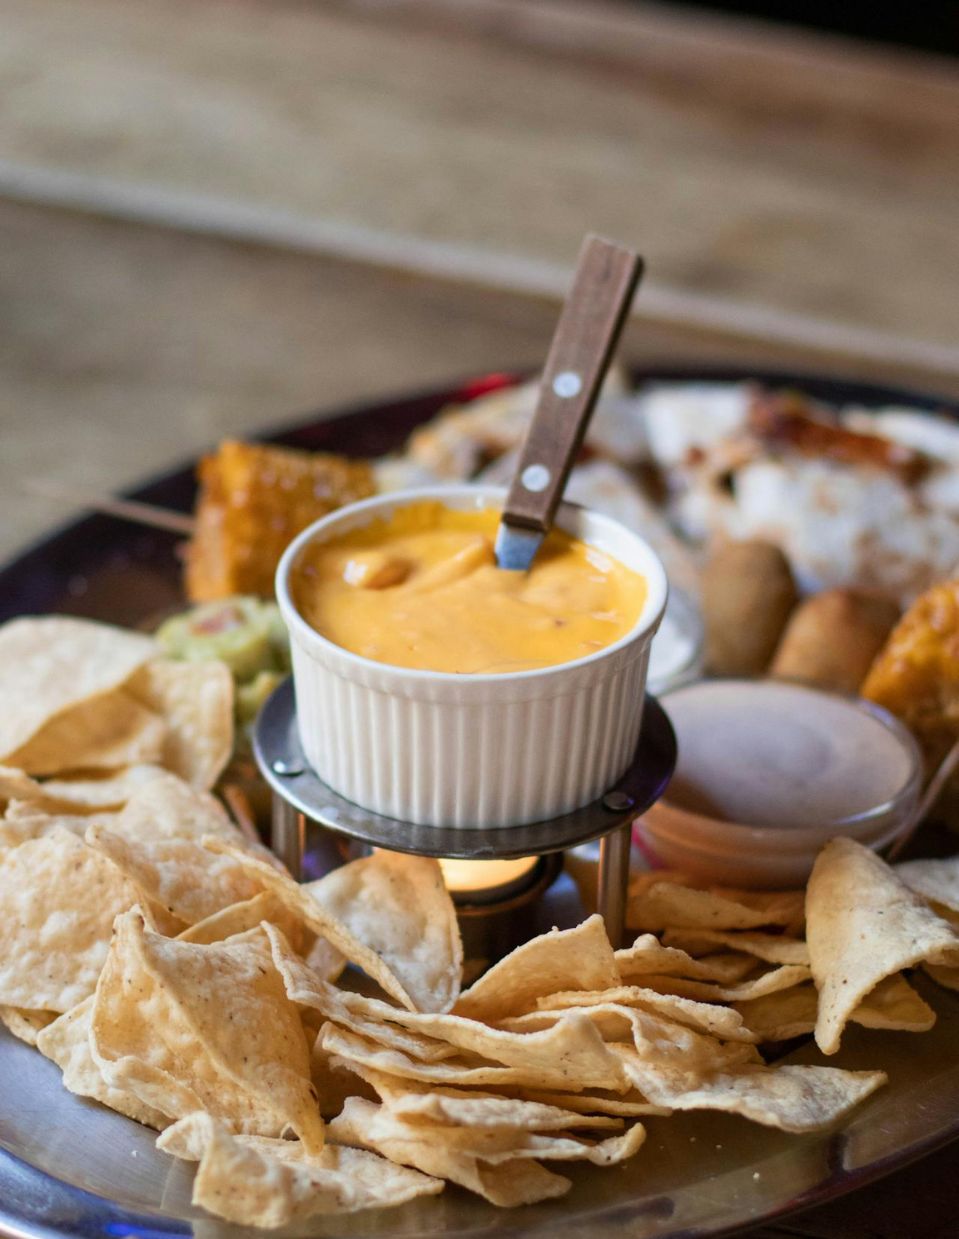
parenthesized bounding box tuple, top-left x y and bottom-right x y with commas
(636, 679, 923, 889)
(646, 587, 703, 698)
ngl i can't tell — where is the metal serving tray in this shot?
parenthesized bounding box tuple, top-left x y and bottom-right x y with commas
(2, 366, 958, 1238)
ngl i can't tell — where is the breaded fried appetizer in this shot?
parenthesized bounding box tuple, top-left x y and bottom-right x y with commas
(185, 440, 374, 601)
(862, 577, 959, 770)
(771, 589, 900, 695)
(701, 539, 797, 677)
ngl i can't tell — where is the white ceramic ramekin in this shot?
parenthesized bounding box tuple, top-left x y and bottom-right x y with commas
(276, 485, 668, 829)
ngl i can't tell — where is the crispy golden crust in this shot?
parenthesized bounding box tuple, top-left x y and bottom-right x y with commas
(771, 589, 900, 696)
(862, 578, 959, 769)
(185, 441, 374, 602)
(701, 539, 798, 677)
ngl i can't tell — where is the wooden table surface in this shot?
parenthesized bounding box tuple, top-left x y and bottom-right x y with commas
(1, 2, 958, 1233)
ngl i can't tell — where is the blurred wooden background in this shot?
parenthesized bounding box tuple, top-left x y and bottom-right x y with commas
(2, 0, 958, 562)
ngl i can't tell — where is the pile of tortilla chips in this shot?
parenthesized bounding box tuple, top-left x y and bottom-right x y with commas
(625, 837, 959, 1056)
(0, 615, 234, 808)
(2, 616, 959, 1228)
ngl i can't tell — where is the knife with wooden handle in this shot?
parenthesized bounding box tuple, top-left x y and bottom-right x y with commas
(494, 234, 644, 571)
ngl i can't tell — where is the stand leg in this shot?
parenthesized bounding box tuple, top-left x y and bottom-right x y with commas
(272, 793, 305, 880)
(597, 822, 631, 946)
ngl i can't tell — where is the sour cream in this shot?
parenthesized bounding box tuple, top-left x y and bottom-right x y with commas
(666, 680, 916, 828)
(639, 679, 922, 887)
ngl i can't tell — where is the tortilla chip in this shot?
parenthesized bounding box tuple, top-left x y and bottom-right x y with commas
(807, 838, 959, 1054)
(86, 824, 263, 928)
(204, 838, 448, 1013)
(661, 929, 810, 966)
(329, 1052, 666, 1120)
(113, 770, 243, 843)
(0, 617, 155, 763)
(613, 1045, 886, 1132)
(0, 766, 166, 816)
(9, 691, 167, 776)
(329, 1098, 571, 1206)
(268, 939, 458, 1065)
(453, 915, 618, 1023)
(628, 874, 804, 933)
(177, 892, 303, 950)
(558, 1003, 760, 1075)
(524, 985, 757, 1042)
(739, 974, 936, 1042)
(0, 827, 143, 1011)
(338, 1114, 536, 1159)
(319, 1005, 461, 1066)
(310, 1047, 379, 1118)
(633, 965, 811, 1004)
(157, 1112, 442, 1225)
(303, 933, 348, 985)
(318, 1022, 628, 1093)
(269, 929, 627, 1091)
(304, 849, 462, 1013)
(851, 973, 936, 1031)
(0, 807, 118, 849)
(507, 1087, 668, 1118)
(90, 909, 323, 1151)
(0, 1005, 55, 1045)
(726, 886, 807, 923)
(332, 1096, 644, 1165)
(128, 659, 233, 790)
(0, 766, 47, 804)
(458, 1123, 646, 1166)
(24, 766, 168, 812)
(385, 1090, 624, 1133)
(501, 1002, 743, 1058)
(925, 963, 959, 991)
(36, 997, 168, 1128)
(733, 985, 818, 1041)
(897, 855, 959, 915)
(616, 935, 758, 984)
(82, 774, 269, 927)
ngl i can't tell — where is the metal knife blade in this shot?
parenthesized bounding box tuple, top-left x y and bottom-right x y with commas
(494, 521, 545, 573)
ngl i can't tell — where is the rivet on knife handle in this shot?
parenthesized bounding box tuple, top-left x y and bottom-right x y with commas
(502, 235, 644, 546)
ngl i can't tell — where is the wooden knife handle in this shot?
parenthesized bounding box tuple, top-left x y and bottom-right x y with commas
(502, 235, 644, 532)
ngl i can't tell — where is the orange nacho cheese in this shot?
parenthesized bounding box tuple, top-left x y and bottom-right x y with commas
(291, 501, 647, 674)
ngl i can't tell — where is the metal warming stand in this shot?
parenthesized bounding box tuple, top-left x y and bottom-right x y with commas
(253, 678, 676, 946)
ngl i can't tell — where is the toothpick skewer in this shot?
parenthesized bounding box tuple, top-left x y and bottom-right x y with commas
(21, 478, 196, 536)
(886, 736, 959, 863)
(221, 783, 262, 845)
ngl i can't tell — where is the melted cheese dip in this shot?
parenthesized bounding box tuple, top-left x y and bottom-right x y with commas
(292, 501, 647, 674)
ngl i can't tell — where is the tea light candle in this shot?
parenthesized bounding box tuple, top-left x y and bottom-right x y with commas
(438, 856, 539, 905)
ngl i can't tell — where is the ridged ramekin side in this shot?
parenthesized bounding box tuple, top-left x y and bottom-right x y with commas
(290, 632, 653, 827)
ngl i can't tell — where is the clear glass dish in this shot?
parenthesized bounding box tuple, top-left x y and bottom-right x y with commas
(639, 678, 923, 888)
